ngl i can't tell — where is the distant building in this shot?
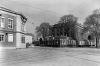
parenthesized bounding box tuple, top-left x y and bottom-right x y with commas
(25, 33, 34, 44)
(0, 7, 27, 48)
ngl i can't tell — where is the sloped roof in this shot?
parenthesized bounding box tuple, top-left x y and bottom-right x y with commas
(0, 7, 27, 23)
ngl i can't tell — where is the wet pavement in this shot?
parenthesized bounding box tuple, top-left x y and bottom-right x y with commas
(0, 47, 100, 66)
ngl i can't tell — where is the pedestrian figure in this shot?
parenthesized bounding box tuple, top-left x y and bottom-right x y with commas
(39, 38, 43, 46)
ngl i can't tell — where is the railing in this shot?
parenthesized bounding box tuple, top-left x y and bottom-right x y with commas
(33, 39, 76, 47)
(32, 39, 96, 47)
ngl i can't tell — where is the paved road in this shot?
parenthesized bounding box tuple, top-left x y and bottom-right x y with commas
(0, 47, 100, 66)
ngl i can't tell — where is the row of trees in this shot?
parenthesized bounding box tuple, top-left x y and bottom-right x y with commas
(52, 15, 78, 39)
(36, 15, 78, 40)
(35, 9, 100, 47)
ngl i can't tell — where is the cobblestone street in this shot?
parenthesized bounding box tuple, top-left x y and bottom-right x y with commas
(0, 47, 100, 66)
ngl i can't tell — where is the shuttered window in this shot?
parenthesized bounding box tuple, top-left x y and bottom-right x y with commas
(0, 34, 4, 42)
(22, 37, 25, 43)
(0, 17, 5, 28)
(8, 18, 13, 29)
(8, 34, 13, 42)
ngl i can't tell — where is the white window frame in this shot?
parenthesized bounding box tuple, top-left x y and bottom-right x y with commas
(8, 18, 13, 29)
(0, 17, 5, 28)
(0, 34, 5, 42)
(8, 34, 13, 42)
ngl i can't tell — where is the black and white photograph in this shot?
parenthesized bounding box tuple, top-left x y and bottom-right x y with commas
(0, 0, 100, 66)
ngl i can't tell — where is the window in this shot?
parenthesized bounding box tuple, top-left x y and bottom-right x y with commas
(0, 34, 4, 42)
(21, 37, 25, 43)
(8, 18, 13, 29)
(8, 34, 13, 42)
(0, 17, 5, 28)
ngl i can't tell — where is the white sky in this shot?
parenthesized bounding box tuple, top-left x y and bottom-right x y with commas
(0, 0, 100, 34)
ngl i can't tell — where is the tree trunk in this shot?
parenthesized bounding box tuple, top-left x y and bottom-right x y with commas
(76, 40, 79, 47)
(96, 37, 99, 48)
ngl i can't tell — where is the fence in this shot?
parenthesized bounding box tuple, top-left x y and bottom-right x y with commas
(33, 39, 76, 47)
(60, 39, 76, 47)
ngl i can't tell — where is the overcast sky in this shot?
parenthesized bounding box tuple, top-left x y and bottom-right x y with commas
(0, 0, 100, 34)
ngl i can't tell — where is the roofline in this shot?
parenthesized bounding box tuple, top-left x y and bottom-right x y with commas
(25, 33, 34, 36)
(0, 7, 27, 23)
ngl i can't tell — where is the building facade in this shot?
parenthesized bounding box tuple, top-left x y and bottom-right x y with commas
(0, 7, 27, 48)
(25, 33, 33, 44)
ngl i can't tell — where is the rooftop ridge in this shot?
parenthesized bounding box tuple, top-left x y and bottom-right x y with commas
(0, 7, 20, 15)
(0, 7, 27, 22)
